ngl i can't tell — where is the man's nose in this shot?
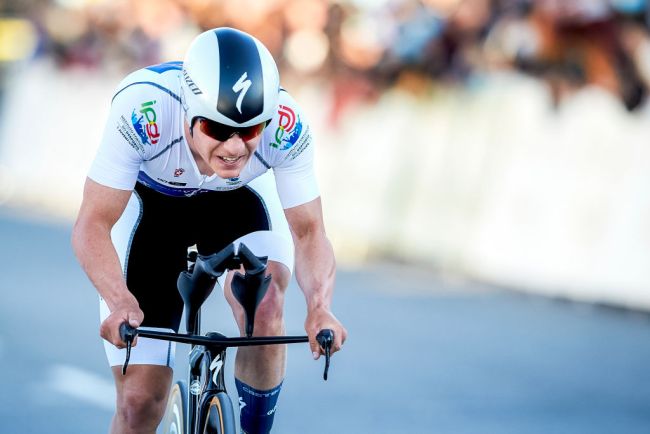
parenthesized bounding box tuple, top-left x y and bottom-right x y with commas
(221, 134, 245, 151)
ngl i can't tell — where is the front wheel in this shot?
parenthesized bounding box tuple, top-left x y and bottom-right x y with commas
(160, 381, 187, 434)
(204, 391, 236, 434)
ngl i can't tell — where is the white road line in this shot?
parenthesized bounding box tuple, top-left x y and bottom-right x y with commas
(46, 364, 115, 410)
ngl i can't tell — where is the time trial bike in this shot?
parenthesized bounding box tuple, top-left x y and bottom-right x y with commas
(120, 242, 334, 434)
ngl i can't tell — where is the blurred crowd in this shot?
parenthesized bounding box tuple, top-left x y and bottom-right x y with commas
(4, 0, 650, 120)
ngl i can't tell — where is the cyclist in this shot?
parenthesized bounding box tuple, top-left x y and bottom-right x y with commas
(71, 27, 347, 434)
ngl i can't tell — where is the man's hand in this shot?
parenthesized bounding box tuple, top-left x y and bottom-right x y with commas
(305, 307, 347, 360)
(99, 297, 144, 349)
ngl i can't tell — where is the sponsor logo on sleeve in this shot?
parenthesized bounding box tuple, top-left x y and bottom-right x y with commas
(117, 115, 145, 156)
(271, 105, 303, 150)
(174, 168, 185, 177)
(287, 125, 311, 161)
(131, 100, 160, 145)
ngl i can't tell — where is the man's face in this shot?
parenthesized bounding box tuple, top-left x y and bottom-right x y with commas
(186, 119, 263, 179)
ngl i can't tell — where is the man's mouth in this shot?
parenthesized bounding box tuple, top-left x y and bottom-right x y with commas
(219, 156, 242, 165)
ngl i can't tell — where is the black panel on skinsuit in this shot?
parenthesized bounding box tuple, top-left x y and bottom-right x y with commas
(125, 183, 270, 331)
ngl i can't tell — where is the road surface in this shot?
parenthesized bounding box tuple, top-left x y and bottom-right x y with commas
(1, 209, 649, 433)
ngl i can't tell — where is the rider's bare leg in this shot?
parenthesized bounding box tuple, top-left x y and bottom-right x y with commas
(109, 364, 172, 434)
(224, 260, 290, 388)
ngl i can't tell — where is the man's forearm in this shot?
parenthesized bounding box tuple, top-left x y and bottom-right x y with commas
(71, 219, 135, 310)
(293, 231, 336, 308)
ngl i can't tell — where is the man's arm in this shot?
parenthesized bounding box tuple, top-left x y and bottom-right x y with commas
(71, 177, 143, 348)
(284, 197, 347, 358)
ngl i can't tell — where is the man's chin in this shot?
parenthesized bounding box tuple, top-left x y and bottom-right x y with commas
(211, 157, 248, 179)
(214, 168, 241, 179)
(212, 163, 244, 179)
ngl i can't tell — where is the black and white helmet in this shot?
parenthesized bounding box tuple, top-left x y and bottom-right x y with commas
(181, 27, 280, 127)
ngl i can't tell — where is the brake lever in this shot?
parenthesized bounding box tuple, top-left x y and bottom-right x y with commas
(119, 323, 138, 375)
(316, 329, 334, 381)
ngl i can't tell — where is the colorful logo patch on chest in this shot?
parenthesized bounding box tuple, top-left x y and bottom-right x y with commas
(272, 105, 302, 150)
(131, 100, 160, 145)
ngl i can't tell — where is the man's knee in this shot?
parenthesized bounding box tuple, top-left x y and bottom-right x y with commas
(117, 388, 167, 430)
(254, 262, 290, 333)
(113, 366, 171, 431)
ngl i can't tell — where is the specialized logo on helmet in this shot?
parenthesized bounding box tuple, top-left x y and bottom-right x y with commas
(183, 70, 202, 95)
(131, 100, 160, 145)
(232, 72, 252, 114)
(272, 105, 302, 150)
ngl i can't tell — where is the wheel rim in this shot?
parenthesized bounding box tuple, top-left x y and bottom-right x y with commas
(205, 397, 225, 434)
(169, 395, 183, 434)
(162, 384, 185, 434)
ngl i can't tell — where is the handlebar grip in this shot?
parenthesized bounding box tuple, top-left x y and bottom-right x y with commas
(119, 323, 138, 344)
(316, 329, 334, 350)
(316, 329, 334, 381)
(119, 323, 138, 376)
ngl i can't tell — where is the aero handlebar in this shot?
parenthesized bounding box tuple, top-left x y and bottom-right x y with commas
(119, 323, 335, 381)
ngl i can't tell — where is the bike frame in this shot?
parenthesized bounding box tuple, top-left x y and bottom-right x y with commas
(120, 242, 331, 433)
(136, 327, 308, 432)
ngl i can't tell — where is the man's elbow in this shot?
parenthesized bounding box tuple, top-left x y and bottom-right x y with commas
(291, 221, 326, 243)
(71, 217, 88, 259)
(71, 215, 103, 259)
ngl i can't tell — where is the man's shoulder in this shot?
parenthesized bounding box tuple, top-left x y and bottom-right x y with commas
(276, 88, 302, 114)
(106, 62, 184, 154)
(261, 89, 310, 155)
(112, 61, 184, 106)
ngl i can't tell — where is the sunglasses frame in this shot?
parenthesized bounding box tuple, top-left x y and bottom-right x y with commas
(195, 117, 270, 142)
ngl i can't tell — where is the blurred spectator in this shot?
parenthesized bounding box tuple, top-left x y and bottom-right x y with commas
(5, 0, 650, 114)
(486, 0, 648, 110)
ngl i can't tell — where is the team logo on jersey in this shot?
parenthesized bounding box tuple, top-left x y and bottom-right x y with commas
(174, 168, 185, 177)
(131, 100, 160, 145)
(272, 105, 302, 150)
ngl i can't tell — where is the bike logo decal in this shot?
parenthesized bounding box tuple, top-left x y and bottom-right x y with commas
(210, 354, 224, 386)
(232, 72, 251, 114)
(190, 380, 201, 395)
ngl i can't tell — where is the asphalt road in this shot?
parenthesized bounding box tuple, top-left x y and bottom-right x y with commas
(1, 209, 650, 434)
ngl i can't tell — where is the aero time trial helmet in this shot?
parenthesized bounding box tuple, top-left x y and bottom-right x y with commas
(180, 27, 280, 129)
